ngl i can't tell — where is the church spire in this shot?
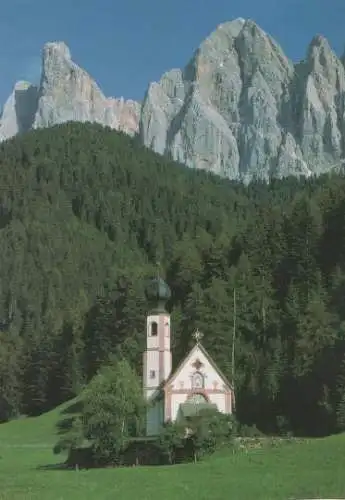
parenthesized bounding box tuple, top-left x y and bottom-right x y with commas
(143, 273, 172, 436)
(145, 268, 171, 313)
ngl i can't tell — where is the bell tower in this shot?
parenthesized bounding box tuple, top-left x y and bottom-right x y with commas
(143, 275, 172, 435)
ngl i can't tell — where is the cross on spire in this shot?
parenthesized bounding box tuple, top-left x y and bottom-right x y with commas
(192, 328, 204, 343)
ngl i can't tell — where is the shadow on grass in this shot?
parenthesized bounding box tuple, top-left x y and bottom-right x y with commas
(36, 463, 71, 471)
(36, 461, 102, 471)
(56, 400, 84, 436)
(60, 400, 83, 415)
(36, 462, 120, 471)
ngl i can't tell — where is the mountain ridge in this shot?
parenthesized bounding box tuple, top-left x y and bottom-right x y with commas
(1, 18, 345, 182)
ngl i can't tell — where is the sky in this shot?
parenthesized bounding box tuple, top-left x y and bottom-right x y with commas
(0, 0, 344, 106)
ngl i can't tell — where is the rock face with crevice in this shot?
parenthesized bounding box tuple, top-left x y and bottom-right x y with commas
(139, 19, 345, 181)
(0, 42, 140, 143)
(0, 81, 38, 141)
(33, 42, 140, 136)
(1, 20, 345, 182)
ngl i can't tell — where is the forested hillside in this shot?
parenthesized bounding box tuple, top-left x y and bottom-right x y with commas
(0, 122, 345, 436)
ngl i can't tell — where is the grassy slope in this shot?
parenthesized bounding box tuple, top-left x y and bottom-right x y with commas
(0, 405, 344, 500)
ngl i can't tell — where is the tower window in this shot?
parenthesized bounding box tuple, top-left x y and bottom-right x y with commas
(150, 370, 156, 379)
(151, 321, 158, 336)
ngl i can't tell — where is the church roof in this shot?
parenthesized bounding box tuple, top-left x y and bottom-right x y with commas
(145, 276, 171, 312)
(163, 341, 233, 391)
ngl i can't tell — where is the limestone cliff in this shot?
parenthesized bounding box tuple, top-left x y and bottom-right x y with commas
(140, 19, 345, 181)
(0, 42, 140, 142)
(1, 20, 345, 182)
(33, 42, 140, 136)
(0, 81, 38, 141)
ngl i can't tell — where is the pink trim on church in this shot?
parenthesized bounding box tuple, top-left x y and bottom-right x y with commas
(169, 388, 230, 396)
(225, 390, 232, 413)
(186, 391, 210, 402)
(142, 351, 147, 389)
(158, 315, 165, 384)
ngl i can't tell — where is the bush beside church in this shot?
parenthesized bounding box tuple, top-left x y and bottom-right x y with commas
(63, 409, 237, 468)
(53, 355, 237, 469)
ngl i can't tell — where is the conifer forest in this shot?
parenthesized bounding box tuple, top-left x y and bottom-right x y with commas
(0, 122, 345, 437)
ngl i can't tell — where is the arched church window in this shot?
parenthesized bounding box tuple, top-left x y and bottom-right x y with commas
(188, 393, 207, 405)
(192, 371, 204, 389)
(151, 321, 158, 336)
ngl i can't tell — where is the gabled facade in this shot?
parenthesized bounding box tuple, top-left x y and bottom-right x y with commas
(162, 341, 233, 424)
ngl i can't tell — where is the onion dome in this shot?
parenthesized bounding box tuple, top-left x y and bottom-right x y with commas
(145, 276, 171, 312)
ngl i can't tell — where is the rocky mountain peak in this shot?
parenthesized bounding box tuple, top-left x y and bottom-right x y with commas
(1, 20, 345, 182)
(43, 41, 71, 59)
(139, 19, 345, 182)
(33, 41, 140, 136)
(212, 17, 246, 38)
(306, 35, 341, 72)
(0, 41, 140, 142)
(0, 81, 38, 141)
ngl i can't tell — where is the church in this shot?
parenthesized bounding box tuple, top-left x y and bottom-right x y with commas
(143, 276, 235, 436)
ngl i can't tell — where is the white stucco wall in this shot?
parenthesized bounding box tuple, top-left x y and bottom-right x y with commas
(145, 313, 172, 384)
(146, 314, 171, 353)
(144, 349, 160, 392)
(208, 392, 227, 413)
(143, 312, 172, 435)
(170, 345, 228, 390)
(167, 344, 232, 422)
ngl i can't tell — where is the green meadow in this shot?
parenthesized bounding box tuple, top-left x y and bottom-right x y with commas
(0, 403, 344, 500)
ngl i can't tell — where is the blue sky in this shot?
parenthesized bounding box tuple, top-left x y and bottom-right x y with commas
(0, 0, 344, 105)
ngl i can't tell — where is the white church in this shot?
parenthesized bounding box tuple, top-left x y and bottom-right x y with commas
(143, 276, 235, 436)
